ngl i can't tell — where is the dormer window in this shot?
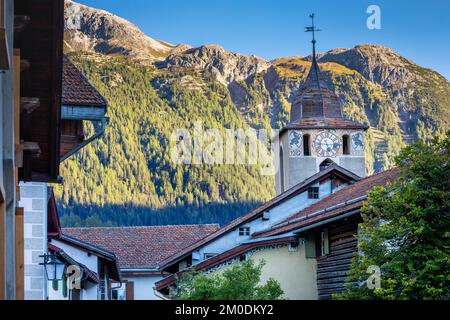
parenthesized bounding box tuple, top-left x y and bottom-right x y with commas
(239, 227, 251, 237)
(308, 187, 320, 199)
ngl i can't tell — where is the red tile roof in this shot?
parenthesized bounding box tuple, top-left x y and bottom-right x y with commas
(158, 164, 360, 270)
(62, 56, 107, 107)
(254, 168, 402, 238)
(63, 224, 220, 269)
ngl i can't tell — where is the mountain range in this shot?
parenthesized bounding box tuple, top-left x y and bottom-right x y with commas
(57, 1, 450, 227)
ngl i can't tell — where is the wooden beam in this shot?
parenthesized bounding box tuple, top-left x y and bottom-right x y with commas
(15, 208, 24, 300)
(14, 144, 23, 168)
(22, 141, 41, 156)
(0, 28, 9, 70)
(0, 200, 4, 300)
(20, 97, 40, 114)
(13, 15, 30, 34)
(20, 59, 30, 72)
(14, 50, 21, 167)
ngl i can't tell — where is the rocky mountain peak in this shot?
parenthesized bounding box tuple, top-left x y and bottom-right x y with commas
(64, 0, 179, 61)
(157, 45, 270, 86)
(316, 44, 414, 86)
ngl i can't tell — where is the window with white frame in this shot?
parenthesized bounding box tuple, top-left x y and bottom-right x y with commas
(239, 227, 251, 236)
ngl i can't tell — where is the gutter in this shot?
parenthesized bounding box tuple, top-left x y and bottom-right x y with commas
(291, 209, 361, 235)
(153, 287, 170, 301)
(242, 232, 297, 245)
(121, 268, 160, 273)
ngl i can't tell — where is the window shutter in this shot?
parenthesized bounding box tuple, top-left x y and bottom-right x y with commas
(126, 281, 134, 301)
(322, 228, 330, 256)
(304, 232, 316, 258)
(62, 276, 68, 298)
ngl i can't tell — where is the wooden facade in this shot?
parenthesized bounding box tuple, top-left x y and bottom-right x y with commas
(314, 216, 360, 300)
(14, 0, 64, 183)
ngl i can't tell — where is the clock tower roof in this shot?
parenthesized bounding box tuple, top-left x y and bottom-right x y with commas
(287, 14, 368, 132)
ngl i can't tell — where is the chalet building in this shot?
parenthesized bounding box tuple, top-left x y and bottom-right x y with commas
(46, 194, 121, 300)
(154, 27, 400, 300)
(63, 224, 220, 300)
(1, 0, 108, 300)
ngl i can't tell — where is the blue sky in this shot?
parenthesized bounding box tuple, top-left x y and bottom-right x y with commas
(76, 0, 450, 80)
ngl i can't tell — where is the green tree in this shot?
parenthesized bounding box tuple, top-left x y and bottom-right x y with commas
(173, 260, 284, 300)
(337, 133, 450, 300)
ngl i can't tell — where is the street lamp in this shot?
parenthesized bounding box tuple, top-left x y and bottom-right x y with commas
(40, 254, 65, 281)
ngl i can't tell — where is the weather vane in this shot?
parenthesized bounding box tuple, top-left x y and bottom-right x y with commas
(305, 14, 321, 60)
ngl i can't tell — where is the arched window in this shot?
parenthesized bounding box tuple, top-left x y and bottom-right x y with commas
(320, 159, 335, 171)
(303, 134, 311, 156)
(343, 135, 350, 155)
(280, 146, 285, 192)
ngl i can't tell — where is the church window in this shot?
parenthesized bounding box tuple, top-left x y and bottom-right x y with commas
(343, 135, 350, 155)
(308, 187, 320, 199)
(303, 134, 311, 156)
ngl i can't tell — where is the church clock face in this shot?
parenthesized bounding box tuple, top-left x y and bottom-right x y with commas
(314, 132, 341, 157)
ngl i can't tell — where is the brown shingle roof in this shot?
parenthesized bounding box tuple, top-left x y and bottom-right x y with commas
(62, 55, 108, 107)
(287, 58, 368, 131)
(282, 117, 369, 132)
(63, 224, 220, 269)
(254, 168, 402, 238)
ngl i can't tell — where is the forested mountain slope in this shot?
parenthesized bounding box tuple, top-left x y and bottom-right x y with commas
(58, 2, 450, 227)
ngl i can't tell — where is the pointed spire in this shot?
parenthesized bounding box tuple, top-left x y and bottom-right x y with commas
(305, 14, 321, 64)
(289, 14, 343, 123)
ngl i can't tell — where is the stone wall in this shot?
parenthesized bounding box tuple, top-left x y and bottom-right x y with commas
(19, 182, 48, 300)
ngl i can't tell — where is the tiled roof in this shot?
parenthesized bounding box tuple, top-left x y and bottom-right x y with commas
(254, 168, 402, 238)
(158, 164, 360, 270)
(62, 55, 108, 107)
(63, 224, 220, 269)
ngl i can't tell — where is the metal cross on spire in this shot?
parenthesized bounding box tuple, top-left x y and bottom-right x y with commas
(305, 14, 321, 62)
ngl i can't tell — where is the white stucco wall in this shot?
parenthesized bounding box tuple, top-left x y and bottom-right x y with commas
(206, 243, 318, 300)
(250, 244, 318, 300)
(49, 238, 100, 300)
(122, 274, 164, 300)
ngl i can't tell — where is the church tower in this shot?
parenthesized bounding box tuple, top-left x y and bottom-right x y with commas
(276, 15, 368, 195)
